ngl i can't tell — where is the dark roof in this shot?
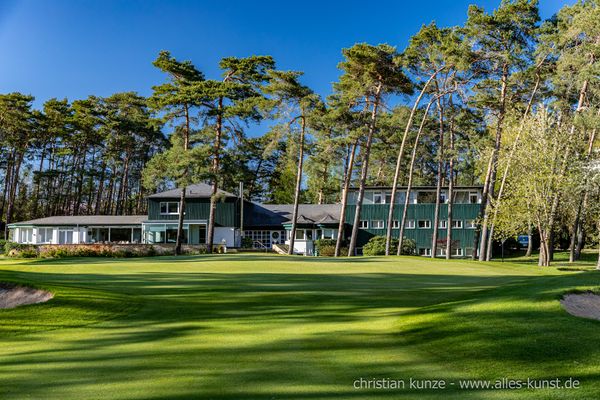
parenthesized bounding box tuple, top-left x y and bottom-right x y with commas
(148, 183, 236, 199)
(8, 215, 147, 227)
(350, 185, 484, 191)
(244, 203, 341, 227)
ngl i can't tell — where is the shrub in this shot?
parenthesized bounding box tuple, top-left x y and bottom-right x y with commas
(315, 238, 343, 256)
(6, 244, 38, 258)
(0, 239, 7, 255)
(399, 238, 416, 255)
(241, 237, 253, 249)
(362, 236, 416, 256)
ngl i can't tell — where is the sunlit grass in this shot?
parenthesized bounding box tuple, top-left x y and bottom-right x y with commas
(0, 253, 598, 399)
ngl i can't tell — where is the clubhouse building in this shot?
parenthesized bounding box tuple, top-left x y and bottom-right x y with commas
(8, 183, 483, 256)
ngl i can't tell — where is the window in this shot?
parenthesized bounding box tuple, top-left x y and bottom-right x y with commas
(58, 229, 74, 244)
(417, 220, 431, 229)
(436, 247, 447, 256)
(373, 192, 384, 204)
(469, 192, 479, 204)
(466, 220, 477, 229)
(440, 193, 447, 203)
(451, 248, 464, 257)
(439, 220, 447, 229)
(20, 228, 33, 244)
(419, 248, 431, 256)
(306, 230, 313, 240)
(160, 201, 179, 215)
(321, 229, 335, 239)
(465, 248, 474, 257)
(392, 220, 400, 229)
(405, 219, 415, 229)
(295, 229, 305, 240)
(385, 192, 392, 204)
(452, 220, 463, 229)
(359, 220, 369, 229)
(38, 228, 53, 244)
(165, 225, 187, 243)
(371, 220, 384, 229)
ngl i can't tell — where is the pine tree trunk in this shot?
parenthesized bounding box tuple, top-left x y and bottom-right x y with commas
(348, 85, 382, 256)
(288, 116, 306, 255)
(431, 97, 445, 259)
(479, 63, 509, 261)
(397, 101, 433, 255)
(175, 104, 191, 255)
(207, 99, 224, 254)
(334, 139, 358, 257)
(385, 70, 440, 255)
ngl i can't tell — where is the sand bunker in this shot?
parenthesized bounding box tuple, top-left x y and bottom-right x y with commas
(561, 292, 600, 321)
(0, 284, 53, 309)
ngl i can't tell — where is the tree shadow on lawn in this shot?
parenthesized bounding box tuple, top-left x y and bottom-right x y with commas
(0, 268, 599, 399)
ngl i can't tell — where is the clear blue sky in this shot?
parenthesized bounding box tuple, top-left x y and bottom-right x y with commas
(0, 0, 572, 109)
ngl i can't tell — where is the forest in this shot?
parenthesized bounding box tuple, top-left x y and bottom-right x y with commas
(0, 0, 598, 265)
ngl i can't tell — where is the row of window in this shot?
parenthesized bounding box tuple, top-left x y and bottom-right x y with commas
(359, 219, 476, 230)
(418, 247, 475, 257)
(18, 227, 75, 244)
(363, 191, 480, 205)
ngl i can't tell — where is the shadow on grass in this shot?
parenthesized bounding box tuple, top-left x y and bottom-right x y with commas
(0, 265, 599, 399)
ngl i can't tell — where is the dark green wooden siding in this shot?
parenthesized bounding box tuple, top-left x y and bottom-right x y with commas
(148, 198, 240, 227)
(345, 204, 480, 249)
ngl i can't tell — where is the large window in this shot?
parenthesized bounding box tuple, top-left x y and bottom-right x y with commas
(417, 220, 431, 229)
(145, 224, 188, 244)
(38, 228, 53, 244)
(371, 220, 384, 229)
(20, 228, 33, 244)
(373, 192, 384, 204)
(295, 229, 305, 240)
(160, 202, 180, 215)
(58, 229, 74, 244)
(166, 225, 187, 243)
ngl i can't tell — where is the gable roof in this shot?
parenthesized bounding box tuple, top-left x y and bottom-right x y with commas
(8, 215, 147, 227)
(244, 203, 341, 227)
(148, 183, 236, 199)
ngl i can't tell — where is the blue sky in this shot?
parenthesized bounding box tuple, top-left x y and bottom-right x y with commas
(0, 0, 572, 109)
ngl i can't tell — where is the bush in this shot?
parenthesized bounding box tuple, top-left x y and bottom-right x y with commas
(399, 238, 416, 256)
(241, 237, 253, 249)
(362, 236, 416, 256)
(315, 238, 344, 256)
(0, 239, 7, 255)
(6, 244, 38, 258)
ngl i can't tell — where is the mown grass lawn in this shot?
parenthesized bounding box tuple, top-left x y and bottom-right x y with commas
(0, 254, 599, 399)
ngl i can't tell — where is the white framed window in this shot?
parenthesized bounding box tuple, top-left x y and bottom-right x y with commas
(295, 229, 305, 240)
(371, 220, 384, 229)
(406, 219, 415, 229)
(373, 192, 384, 204)
(465, 248, 474, 257)
(439, 220, 447, 229)
(417, 220, 431, 229)
(436, 247, 447, 256)
(392, 220, 400, 229)
(466, 220, 477, 229)
(452, 220, 463, 229)
(359, 220, 369, 229)
(38, 228, 53, 244)
(20, 228, 33, 244)
(321, 229, 335, 239)
(469, 192, 479, 204)
(160, 201, 179, 215)
(419, 248, 431, 256)
(58, 229, 74, 244)
(440, 193, 447, 203)
(385, 192, 392, 204)
(451, 248, 464, 257)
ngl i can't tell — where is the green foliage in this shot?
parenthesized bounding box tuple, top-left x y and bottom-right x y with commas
(241, 237, 253, 249)
(362, 236, 416, 256)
